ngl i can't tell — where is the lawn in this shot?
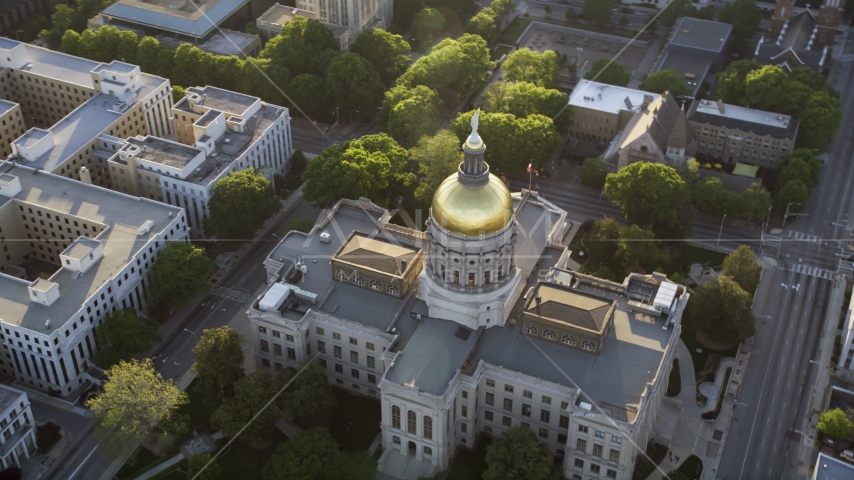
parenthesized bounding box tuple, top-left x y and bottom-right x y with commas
(499, 18, 532, 44)
(680, 298, 739, 375)
(328, 388, 382, 452)
(216, 429, 287, 479)
(491, 45, 514, 61)
(674, 454, 703, 480)
(631, 441, 667, 480)
(446, 436, 492, 480)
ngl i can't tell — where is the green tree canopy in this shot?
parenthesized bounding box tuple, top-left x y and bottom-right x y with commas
(735, 183, 772, 221)
(325, 53, 386, 122)
(482, 81, 571, 129)
(716, 60, 761, 104)
(191, 326, 246, 408)
(584, 58, 631, 86)
(491, 0, 517, 21)
(93, 308, 160, 370)
(60, 30, 81, 55)
(818, 408, 854, 440)
(583, 0, 619, 26)
(617, 224, 665, 267)
(773, 179, 809, 214)
(723, 245, 761, 295)
(384, 85, 443, 147)
(501, 48, 561, 89)
(452, 110, 560, 173)
(287, 74, 332, 118)
(262, 428, 340, 480)
(692, 177, 736, 218)
(186, 454, 221, 480)
(89, 359, 187, 458)
(579, 157, 608, 188)
(798, 91, 844, 152)
(483, 426, 561, 480)
(203, 168, 281, 240)
(352, 29, 411, 87)
(776, 157, 815, 193)
(639, 69, 691, 96)
(211, 371, 281, 442)
(414, 7, 446, 40)
(398, 34, 495, 102)
(148, 242, 216, 308)
(586, 216, 621, 267)
(302, 133, 414, 208)
(259, 16, 338, 77)
(411, 129, 464, 203)
(276, 361, 337, 429)
(604, 162, 694, 239)
(466, 7, 499, 43)
(691, 275, 755, 344)
(718, 0, 762, 55)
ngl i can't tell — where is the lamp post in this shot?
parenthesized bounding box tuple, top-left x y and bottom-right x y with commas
(576, 47, 583, 71)
(782, 202, 801, 229)
(183, 328, 197, 343)
(717, 213, 727, 247)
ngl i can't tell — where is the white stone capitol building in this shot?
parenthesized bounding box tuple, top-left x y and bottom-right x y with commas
(247, 114, 688, 480)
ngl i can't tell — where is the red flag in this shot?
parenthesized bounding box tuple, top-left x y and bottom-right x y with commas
(527, 162, 532, 173)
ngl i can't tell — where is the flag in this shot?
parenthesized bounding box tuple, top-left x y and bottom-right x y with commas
(527, 162, 532, 174)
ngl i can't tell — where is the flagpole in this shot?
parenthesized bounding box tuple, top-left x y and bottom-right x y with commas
(528, 160, 532, 191)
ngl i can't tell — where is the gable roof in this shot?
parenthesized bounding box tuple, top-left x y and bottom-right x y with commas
(334, 231, 421, 276)
(524, 283, 614, 333)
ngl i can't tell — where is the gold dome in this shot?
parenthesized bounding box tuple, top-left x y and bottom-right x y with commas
(431, 173, 513, 236)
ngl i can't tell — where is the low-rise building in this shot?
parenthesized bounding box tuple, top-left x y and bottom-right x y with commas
(294, 0, 391, 49)
(257, 4, 350, 50)
(835, 284, 854, 381)
(568, 80, 659, 146)
(0, 160, 187, 396)
(756, 0, 844, 73)
(655, 17, 732, 97)
(0, 384, 37, 469)
(0, 100, 25, 159)
(686, 98, 799, 168)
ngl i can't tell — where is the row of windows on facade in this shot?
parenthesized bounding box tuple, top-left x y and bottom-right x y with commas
(523, 324, 596, 351)
(335, 270, 400, 294)
(699, 127, 789, 150)
(436, 265, 504, 286)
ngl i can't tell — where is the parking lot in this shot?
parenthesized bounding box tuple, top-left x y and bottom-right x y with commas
(519, 23, 647, 73)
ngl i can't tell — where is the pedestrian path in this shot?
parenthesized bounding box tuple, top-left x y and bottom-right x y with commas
(783, 230, 822, 244)
(839, 53, 854, 62)
(761, 232, 781, 258)
(790, 263, 835, 280)
(209, 286, 251, 303)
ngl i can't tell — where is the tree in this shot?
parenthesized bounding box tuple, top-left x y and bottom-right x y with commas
(583, 0, 618, 26)
(584, 58, 631, 86)
(467, 8, 499, 43)
(736, 183, 772, 221)
(411, 129, 464, 203)
(136, 37, 161, 74)
(333, 451, 378, 480)
(718, 0, 761, 55)
(798, 91, 844, 152)
(744, 65, 791, 113)
(658, 0, 698, 27)
(352, 29, 411, 87)
(89, 359, 187, 458)
(482, 82, 570, 129)
(397, 34, 495, 102)
(288, 74, 332, 117)
(818, 408, 854, 440)
(491, 0, 517, 22)
(76, 30, 98, 61)
(692, 177, 736, 218)
(384, 85, 443, 147)
(723, 245, 761, 294)
(604, 162, 694, 239)
(691, 275, 755, 344)
(192, 326, 245, 408)
(260, 16, 338, 77)
(586, 217, 621, 264)
(60, 30, 80, 56)
(639, 69, 690, 96)
(773, 179, 809, 214)
(42, 5, 77, 49)
(617, 224, 664, 267)
(414, 7, 446, 40)
(93, 308, 160, 370)
(579, 157, 608, 188)
(277, 361, 337, 429)
(325, 53, 386, 122)
(483, 426, 561, 480)
(501, 48, 560, 89)
(172, 85, 186, 104)
(262, 428, 340, 480)
(305, 133, 413, 208)
(565, 8, 577, 22)
(716, 60, 761, 104)
(776, 157, 815, 193)
(186, 454, 221, 480)
(211, 371, 281, 442)
(203, 168, 281, 240)
(148, 242, 216, 308)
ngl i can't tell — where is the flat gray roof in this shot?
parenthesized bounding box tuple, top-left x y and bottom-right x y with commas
(0, 384, 23, 415)
(62, 238, 100, 260)
(569, 80, 658, 115)
(0, 162, 182, 333)
(125, 136, 201, 169)
(0, 99, 16, 115)
(670, 17, 733, 52)
(657, 53, 711, 96)
(182, 86, 258, 117)
(813, 453, 854, 480)
(102, 0, 249, 38)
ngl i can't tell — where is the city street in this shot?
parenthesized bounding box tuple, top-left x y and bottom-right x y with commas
(716, 35, 854, 480)
(42, 197, 321, 480)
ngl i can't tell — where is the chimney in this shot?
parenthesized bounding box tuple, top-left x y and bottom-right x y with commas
(79, 166, 92, 185)
(641, 95, 653, 110)
(400, 260, 407, 272)
(716, 99, 725, 114)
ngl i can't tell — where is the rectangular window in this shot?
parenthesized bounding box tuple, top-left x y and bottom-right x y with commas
(578, 424, 589, 433)
(503, 398, 513, 411)
(392, 407, 400, 429)
(486, 393, 494, 406)
(574, 459, 584, 469)
(576, 439, 587, 452)
(504, 384, 514, 393)
(502, 416, 512, 426)
(593, 444, 603, 457)
(285, 334, 294, 342)
(334, 346, 342, 358)
(542, 396, 551, 405)
(350, 351, 358, 363)
(607, 469, 617, 479)
(558, 433, 567, 444)
(333, 332, 341, 340)
(316, 327, 325, 335)
(609, 450, 620, 462)
(367, 356, 375, 369)
(407, 412, 416, 433)
(612, 435, 622, 444)
(351, 368, 359, 379)
(523, 390, 532, 399)
(560, 415, 569, 428)
(273, 344, 282, 356)
(287, 348, 296, 360)
(486, 379, 495, 387)
(485, 410, 493, 421)
(522, 404, 531, 417)
(538, 428, 548, 438)
(540, 410, 550, 423)
(590, 464, 601, 474)
(335, 363, 343, 373)
(366, 342, 374, 351)
(317, 341, 326, 354)
(595, 430, 605, 439)
(368, 373, 376, 383)
(260, 340, 269, 353)
(349, 337, 357, 345)
(461, 405, 468, 418)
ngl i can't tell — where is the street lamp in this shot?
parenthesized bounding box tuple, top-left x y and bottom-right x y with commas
(183, 328, 197, 343)
(717, 213, 727, 247)
(782, 203, 801, 229)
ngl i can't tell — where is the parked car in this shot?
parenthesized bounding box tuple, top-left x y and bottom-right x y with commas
(841, 450, 854, 463)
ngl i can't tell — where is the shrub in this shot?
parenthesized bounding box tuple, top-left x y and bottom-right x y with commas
(36, 422, 62, 452)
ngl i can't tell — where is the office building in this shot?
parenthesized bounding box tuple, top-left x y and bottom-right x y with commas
(0, 384, 37, 469)
(568, 80, 659, 146)
(246, 117, 688, 479)
(655, 17, 732, 97)
(256, 3, 350, 50)
(0, 160, 187, 396)
(294, 0, 392, 48)
(686, 98, 799, 168)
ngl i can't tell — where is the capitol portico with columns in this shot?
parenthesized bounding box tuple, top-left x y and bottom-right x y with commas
(247, 113, 688, 480)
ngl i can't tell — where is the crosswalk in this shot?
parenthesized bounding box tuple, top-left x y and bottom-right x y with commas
(839, 54, 854, 62)
(210, 286, 252, 303)
(761, 232, 781, 257)
(783, 230, 822, 244)
(839, 258, 854, 276)
(790, 263, 836, 280)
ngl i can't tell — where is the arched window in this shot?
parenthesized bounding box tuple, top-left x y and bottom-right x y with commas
(352, 275, 364, 286)
(407, 411, 417, 434)
(423, 416, 433, 440)
(387, 284, 399, 295)
(524, 324, 538, 335)
(424, 446, 433, 457)
(581, 340, 596, 351)
(562, 335, 576, 346)
(542, 330, 556, 340)
(392, 406, 401, 429)
(335, 270, 348, 282)
(392, 436, 401, 445)
(369, 279, 381, 290)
